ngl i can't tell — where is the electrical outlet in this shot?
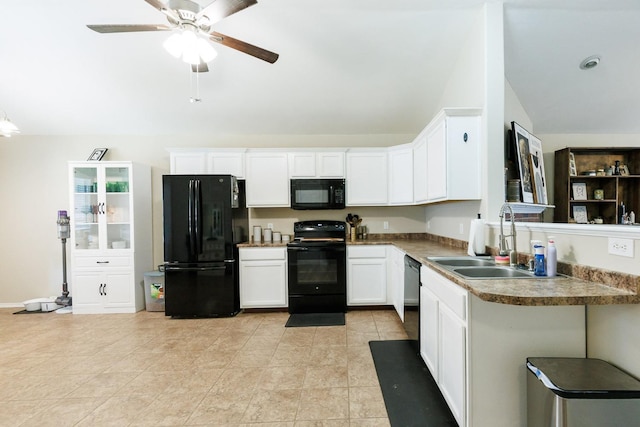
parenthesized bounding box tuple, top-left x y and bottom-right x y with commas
(267, 223, 273, 230)
(459, 223, 464, 234)
(608, 237, 634, 258)
(383, 221, 389, 230)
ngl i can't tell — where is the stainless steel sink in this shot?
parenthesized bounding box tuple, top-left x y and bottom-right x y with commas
(428, 256, 550, 280)
(451, 266, 534, 279)
(429, 256, 496, 267)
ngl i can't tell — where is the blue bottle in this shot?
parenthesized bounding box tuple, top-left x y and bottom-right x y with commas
(534, 245, 546, 276)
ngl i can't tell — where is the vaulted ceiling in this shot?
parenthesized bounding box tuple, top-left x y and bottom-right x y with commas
(2, 0, 639, 136)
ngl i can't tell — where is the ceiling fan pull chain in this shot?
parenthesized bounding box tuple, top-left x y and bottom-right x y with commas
(189, 63, 202, 103)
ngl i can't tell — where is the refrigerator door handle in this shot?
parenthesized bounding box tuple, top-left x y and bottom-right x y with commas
(164, 265, 228, 272)
(194, 179, 202, 255)
(188, 179, 196, 257)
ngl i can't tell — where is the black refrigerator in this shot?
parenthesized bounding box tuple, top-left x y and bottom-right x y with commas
(162, 175, 248, 317)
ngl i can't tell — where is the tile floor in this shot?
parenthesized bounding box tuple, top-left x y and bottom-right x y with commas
(0, 308, 409, 426)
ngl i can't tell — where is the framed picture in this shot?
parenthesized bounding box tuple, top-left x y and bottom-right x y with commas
(573, 205, 588, 224)
(569, 152, 577, 176)
(511, 121, 535, 203)
(572, 182, 587, 200)
(88, 148, 108, 161)
(528, 134, 548, 205)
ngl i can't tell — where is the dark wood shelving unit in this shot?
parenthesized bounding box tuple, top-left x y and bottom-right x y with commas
(554, 148, 640, 224)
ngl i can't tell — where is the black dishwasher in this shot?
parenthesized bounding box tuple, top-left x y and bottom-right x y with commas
(403, 255, 421, 343)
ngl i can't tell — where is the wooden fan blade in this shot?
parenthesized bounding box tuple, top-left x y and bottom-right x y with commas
(143, 0, 166, 11)
(198, 0, 257, 24)
(87, 24, 172, 33)
(192, 61, 209, 73)
(209, 31, 278, 63)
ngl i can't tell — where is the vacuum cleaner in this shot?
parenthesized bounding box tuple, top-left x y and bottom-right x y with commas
(54, 210, 72, 308)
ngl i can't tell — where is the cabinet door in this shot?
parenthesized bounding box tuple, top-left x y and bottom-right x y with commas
(245, 152, 290, 207)
(170, 152, 206, 174)
(103, 271, 133, 308)
(347, 258, 387, 305)
(72, 271, 103, 309)
(346, 151, 388, 205)
(239, 260, 287, 308)
(420, 285, 439, 379)
(317, 152, 345, 177)
(207, 151, 245, 178)
(439, 304, 466, 427)
(289, 152, 316, 177)
(389, 145, 414, 205)
(413, 133, 428, 203)
(446, 115, 481, 200)
(390, 247, 405, 321)
(427, 119, 447, 201)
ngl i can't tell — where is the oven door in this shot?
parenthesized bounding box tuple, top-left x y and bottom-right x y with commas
(287, 243, 346, 313)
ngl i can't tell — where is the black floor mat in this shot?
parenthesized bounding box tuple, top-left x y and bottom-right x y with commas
(369, 340, 458, 427)
(285, 312, 345, 327)
(13, 309, 46, 314)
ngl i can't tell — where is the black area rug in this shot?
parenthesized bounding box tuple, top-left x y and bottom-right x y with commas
(13, 309, 45, 314)
(369, 340, 458, 427)
(285, 312, 345, 327)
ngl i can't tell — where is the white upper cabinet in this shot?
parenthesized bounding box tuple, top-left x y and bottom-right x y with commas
(168, 149, 245, 178)
(388, 143, 414, 205)
(346, 149, 388, 206)
(245, 151, 290, 207)
(207, 150, 245, 178)
(289, 151, 346, 178)
(170, 151, 207, 174)
(413, 131, 429, 204)
(413, 109, 482, 203)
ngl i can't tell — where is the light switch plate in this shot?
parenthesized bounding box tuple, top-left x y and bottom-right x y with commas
(608, 237, 634, 258)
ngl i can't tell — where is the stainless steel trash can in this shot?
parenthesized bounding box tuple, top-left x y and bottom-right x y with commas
(143, 271, 165, 312)
(527, 357, 640, 427)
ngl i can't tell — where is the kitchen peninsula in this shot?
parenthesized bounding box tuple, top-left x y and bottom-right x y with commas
(239, 234, 639, 427)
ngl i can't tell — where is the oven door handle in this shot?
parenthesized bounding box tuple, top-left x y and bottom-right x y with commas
(287, 246, 309, 251)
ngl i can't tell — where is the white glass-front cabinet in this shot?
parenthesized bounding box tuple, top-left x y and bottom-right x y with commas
(69, 161, 152, 314)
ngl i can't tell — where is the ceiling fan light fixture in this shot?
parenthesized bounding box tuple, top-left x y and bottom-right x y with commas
(0, 111, 20, 137)
(163, 29, 217, 65)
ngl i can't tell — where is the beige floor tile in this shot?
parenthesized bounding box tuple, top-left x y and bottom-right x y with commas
(259, 366, 307, 390)
(304, 366, 349, 389)
(0, 308, 397, 426)
(296, 388, 349, 421)
(242, 389, 301, 423)
(313, 327, 347, 347)
(308, 345, 349, 366)
(270, 344, 313, 367)
(187, 390, 251, 425)
(349, 386, 388, 419)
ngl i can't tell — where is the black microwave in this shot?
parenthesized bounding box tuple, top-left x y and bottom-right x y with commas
(290, 179, 346, 210)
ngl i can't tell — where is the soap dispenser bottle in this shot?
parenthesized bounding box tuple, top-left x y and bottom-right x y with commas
(546, 238, 557, 277)
(534, 245, 546, 276)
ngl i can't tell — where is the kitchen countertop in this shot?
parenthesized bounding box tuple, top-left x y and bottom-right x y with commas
(238, 236, 640, 306)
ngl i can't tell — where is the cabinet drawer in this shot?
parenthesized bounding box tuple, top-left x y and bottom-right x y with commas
(422, 267, 467, 321)
(74, 256, 131, 268)
(348, 245, 387, 258)
(239, 248, 286, 261)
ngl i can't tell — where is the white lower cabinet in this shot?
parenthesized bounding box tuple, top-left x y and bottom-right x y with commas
(73, 269, 133, 310)
(389, 246, 406, 320)
(420, 266, 467, 426)
(347, 245, 388, 305)
(239, 247, 287, 308)
(421, 265, 587, 427)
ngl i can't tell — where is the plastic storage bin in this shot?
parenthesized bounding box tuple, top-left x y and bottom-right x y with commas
(527, 357, 640, 426)
(143, 271, 165, 312)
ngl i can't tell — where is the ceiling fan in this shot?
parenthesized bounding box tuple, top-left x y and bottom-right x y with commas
(87, 0, 279, 72)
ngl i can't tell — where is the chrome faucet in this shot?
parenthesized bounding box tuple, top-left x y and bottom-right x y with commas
(499, 203, 517, 267)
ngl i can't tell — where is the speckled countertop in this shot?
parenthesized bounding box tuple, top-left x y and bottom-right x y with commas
(238, 235, 640, 306)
